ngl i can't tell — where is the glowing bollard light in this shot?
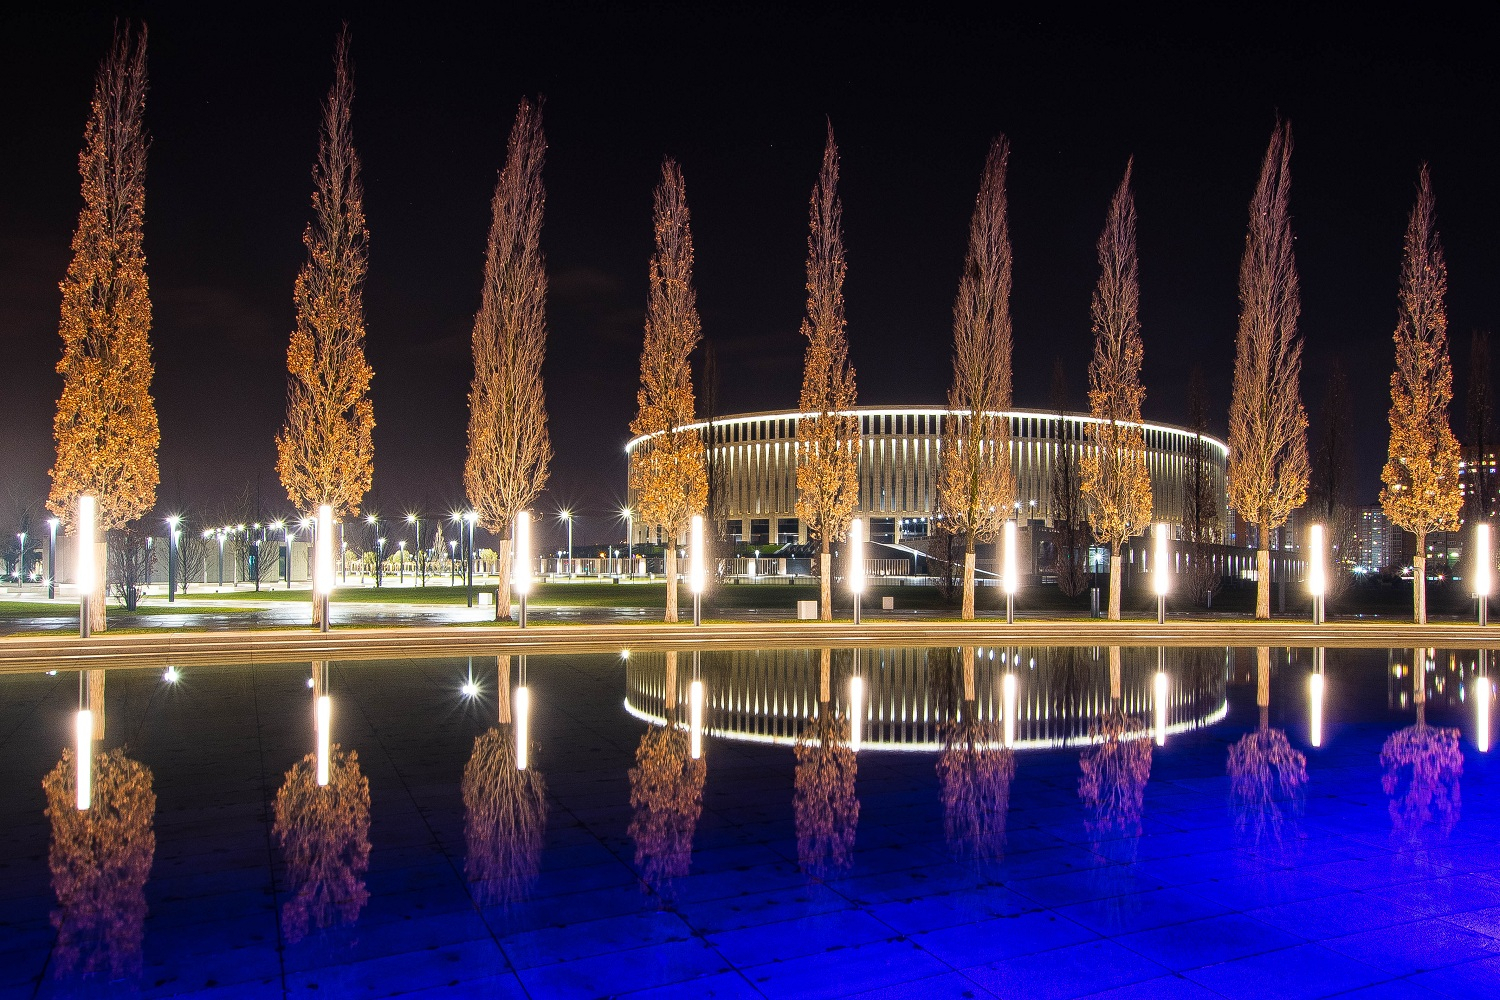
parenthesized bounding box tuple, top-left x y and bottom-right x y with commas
(1153, 671, 1169, 746)
(77, 494, 95, 639)
(1002, 673, 1017, 748)
(1475, 524, 1491, 627)
(515, 686, 531, 770)
(849, 675, 865, 752)
(75, 708, 93, 810)
(849, 518, 866, 625)
(315, 695, 331, 786)
(1003, 520, 1018, 624)
(1308, 524, 1326, 624)
(1309, 671, 1325, 748)
(514, 511, 532, 628)
(1154, 523, 1170, 625)
(689, 514, 706, 626)
(315, 504, 334, 633)
(689, 679, 705, 759)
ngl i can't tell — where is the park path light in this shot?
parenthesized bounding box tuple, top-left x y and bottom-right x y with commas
(620, 506, 634, 571)
(513, 510, 532, 627)
(166, 515, 182, 602)
(76, 494, 95, 638)
(398, 539, 406, 584)
(1474, 523, 1491, 626)
(689, 514, 706, 626)
(558, 508, 574, 577)
(46, 517, 59, 599)
(1308, 524, 1326, 624)
(14, 531, 24, 582)
(1309, 669, 1325, 748)
(406, 514, 424, 586)
(1153, 523, 1170, 624)
(464, 510, 478, 607)
(315, 504, 334, 632)
(1002, 520, 1018, 624)
(849, 517, 866, 625)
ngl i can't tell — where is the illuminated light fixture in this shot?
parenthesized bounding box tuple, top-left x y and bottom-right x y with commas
(1309, 671, 1325, 748)
(1153, 671, 1169, 746)
(77, 494, 96, 639)
(513, 511, 532, 628)
(75, 708, 93, 810)
(515, 686, 531, 771)
(461, 679, 478, 698)
(1002, 673, 1018, 748)
(163, 666, 181, 684)
(1002, 520, 1019, 624)
(689, 514, 706, 626)
(315, 504, 334, 633)
(620, 649, 630, 660)
(1478, 675, 1492, 753)
(849, 675, 865, 752)
(1154, 523, 1170, 624)
(316, 695, 331, 786)
(1475, 524, 1491, 627)
(689, 679, 705, 760)
(849, 517, 866, 625)
(1308, 524, 1326, 624)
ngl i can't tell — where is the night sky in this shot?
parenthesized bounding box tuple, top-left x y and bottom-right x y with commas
(2, 5, 1497, 550)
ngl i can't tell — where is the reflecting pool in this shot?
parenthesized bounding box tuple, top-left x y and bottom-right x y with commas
(1, 646, 1497, 998)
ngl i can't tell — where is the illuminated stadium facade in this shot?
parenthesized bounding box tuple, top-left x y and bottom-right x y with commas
(625, 406, 1228, 547)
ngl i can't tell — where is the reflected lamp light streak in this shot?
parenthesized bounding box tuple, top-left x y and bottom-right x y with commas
(1309, 672, 1325, 748)
(849, 675, 865, 753)
(1002, 673, 1017, 748)
(1153, 671, 1170, 746)
(1478, 676, 1492, 753)
(316, 695, 331, 787)
(689, 679, 705, 760)
(515, 686, 531, 771)
(75, 708, 93, 810)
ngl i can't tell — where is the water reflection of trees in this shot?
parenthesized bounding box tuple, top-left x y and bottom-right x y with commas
(463, 725, 547, 907)
(794, 710, 859, 878)
(42, 747, 156, 981)
(273, 746, 371, 943)
(936, 712, 1014, 866)
(1227, 648, 1308, 844)
(1078, 709, 1151, 843)
(627, 725, 705, 897)
(1381, 715, 1463, 843)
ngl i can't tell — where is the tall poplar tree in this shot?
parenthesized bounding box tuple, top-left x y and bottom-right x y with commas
(465, 99, 551, 619)
(795, 124, 859, 621)
(937, 136, 1016, 620)
(629, 159, 707, 623)
(49, 24, 159, 634)
(1081, 161, 1152, 620)
(1228, 120, 1308, 620)
(1380, 165, 1462, 624)
(276, 27, 375, 599)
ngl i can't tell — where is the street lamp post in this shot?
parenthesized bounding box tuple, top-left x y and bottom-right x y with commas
(315, 504, 333, 633)
(449, 540, 458, 586)
(398, 540, 406, 584)
(1308, 524, 1326, 625)
(514, 510, 532, 628)
(407, 514, 423, 586)
(849, 517, 865, 625)
(1154, 523, 1171, 625)
(1475, 523, 1492, 627)
(166, 515, 180, 603)
(689, 514, 705, 626)
(559, 509, 574, 578)
(622, 507, 633, 575)
(1002, 520, 1019, 624)
(376, 537, 386, 587)
(217, 528, 226, 592)
(47, 518, 58, 599)
(15, 531, 24, 583)
(77, 495, 95, 639)
(465, 511, 478, 608)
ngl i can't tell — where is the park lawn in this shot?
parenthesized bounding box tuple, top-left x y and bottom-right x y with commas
(0, 600, 255, 620)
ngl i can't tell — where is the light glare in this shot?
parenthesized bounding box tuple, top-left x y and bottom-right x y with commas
(849, 675, 865, 752)
(849, 518, 866, 594)
(689, 515, 706, 595)
(689, 679, 705, 760)
(1153, 523, 1171, 597)
(1002, 673, 1017, 748)
(316, 695, 331, 787)
(1309, 672, 1325, 748)
(515, 686, 531, 770)
(76, 494, 96, 594)
(1154, 671, 1169, 746)
(513, 511, 532, 595)
(1308, 525, 1326, 598)
(1476, 525, 1492, 598)
(75, 709, 93, 811)
(315, 504, 334, 595)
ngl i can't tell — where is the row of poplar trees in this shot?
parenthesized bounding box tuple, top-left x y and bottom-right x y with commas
(45, 25, 1464, 630)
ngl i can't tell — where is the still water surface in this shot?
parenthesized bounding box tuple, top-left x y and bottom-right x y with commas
(1, 646, 1496, 998)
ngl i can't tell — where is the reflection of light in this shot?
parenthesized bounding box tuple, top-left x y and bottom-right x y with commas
(1002, 521, 1018, 595)
(316, 696, 331, 787)
(76, 495, 96, 594)
(1002, 673, 1017, 748)
(515, 687, 531, 771)
(1153, 523, 1170, 596)
(1476, 525, 1492, 598)
(315, 504, 334, 595)
(75, 709, 93, 811)
(689, 680, 705, 759)
(1154, 672, 1169, 746)
(849, 676, 865, 752)
(689, 515, 706, 594)
(1479, 677, 1492, 753)
(1308, 525, 1326, 597)
(849, 519, 865, 594)
(513, 511, 532, 595)
(1309, 673, 1325, 748)
(163, 666, 181, 684)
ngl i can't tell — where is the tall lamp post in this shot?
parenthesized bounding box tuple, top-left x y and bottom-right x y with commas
(365, 514, 380, 587)
(77, 494, 95, 639)
(449, 539, 458, 587)
(1475, 523, 1492, 627)
(1308, 524, 1326, 625)
(47, 517, 59, 599)
(689, 514, 706, 626)
(559, 509, 574, 578)
(622, 506, 633, 575)
(407, 514, 423, 586)
(465, 511, 478, 607)
(315, 503, 333, 633)
(514, 510, 531, 627)
(166, 515, 180, 603)
(375, 537, 386, 587)
(216, 527, 227, 592)
(14, 531, 24, 583)
(1154, 523, 1171, 625)
(1002, 520, 1019, 624)
(398, 540, 406, 584)
(848, 517, 865, 625)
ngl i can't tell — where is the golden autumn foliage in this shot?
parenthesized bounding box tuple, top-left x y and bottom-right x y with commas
(43, 747, 156, 982)
(1228, 121, 1309, 619)
(276, 29, 375, 520)
(1381, 166, 1462, 623)
(273, 745, 371, 943)
(937, 137, 1017, 620)
(463, 725, 547, 907)
(466, 99, 551, 616)
(627, 725, 706, 897)
(629, 159, 707, 622)
(49, 24, 160, 539)
(795, 126, 859, 620)
(1081, 162, 1152, 619)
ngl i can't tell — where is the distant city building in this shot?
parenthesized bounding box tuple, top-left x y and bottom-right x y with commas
(1459, 449, 1498, 518)
(1354, 506, 1397, 573)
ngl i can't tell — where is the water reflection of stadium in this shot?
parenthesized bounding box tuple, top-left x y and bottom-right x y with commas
(624, 647, 1229, 750)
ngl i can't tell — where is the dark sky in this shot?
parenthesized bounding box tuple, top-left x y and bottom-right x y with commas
(2, 4, 1497, 550)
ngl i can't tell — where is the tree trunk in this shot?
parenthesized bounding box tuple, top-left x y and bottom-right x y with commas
(87, 669, 105, 740)
(1256, 546, 1271, 620)
(962, 546, 976, 621)
(1108, 551, 1122, 621)
(91, 539, 107, 633)
(1108, 647, 1122, 702)
(495, 537, 513, 621)
(1414, 544, 1427, 624)
(497, 656, 511, 724)
(664, 544, 678, 623)
(312, 591, 322, 628)
(665, 650, 678, 712)
(820, 547, 832, 622)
